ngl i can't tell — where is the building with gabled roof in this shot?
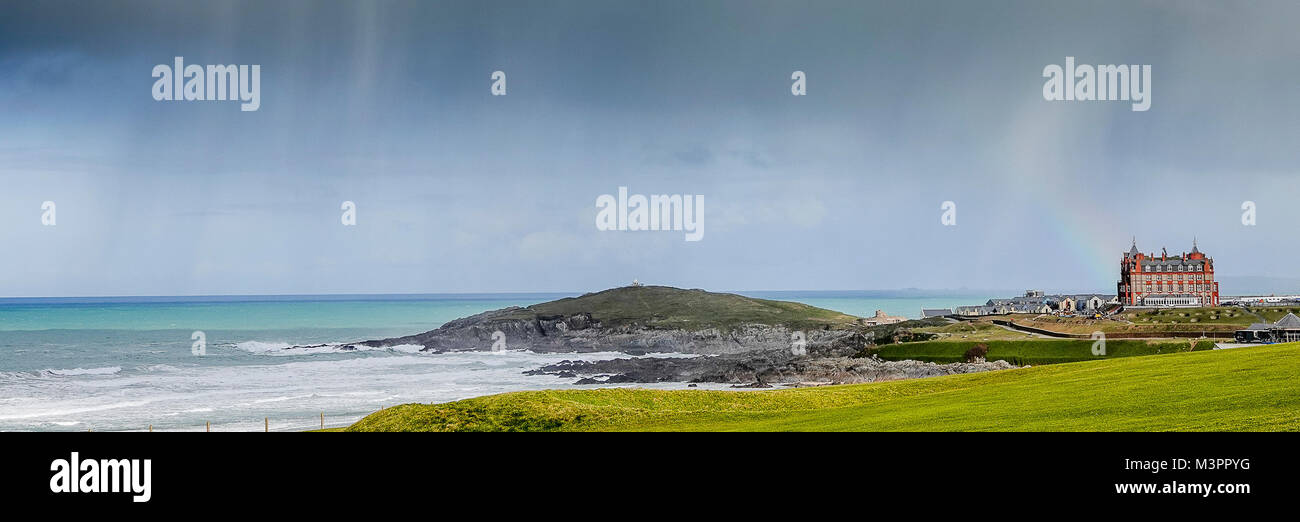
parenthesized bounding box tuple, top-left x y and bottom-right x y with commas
(1234, 313, 1300, 343)
(921, 308, 952, 318)
(861, 309, 907, 326)
(1118, 238, 1219, 307)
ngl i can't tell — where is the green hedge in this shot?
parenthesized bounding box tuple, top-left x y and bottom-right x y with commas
(871, 339, 1211, 365)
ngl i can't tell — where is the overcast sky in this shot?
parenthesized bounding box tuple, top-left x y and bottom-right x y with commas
(1, 0, 1298, 297)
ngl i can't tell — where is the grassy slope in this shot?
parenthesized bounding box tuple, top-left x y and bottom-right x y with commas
(496, 285, 860, 331)
(1013, 306, 1300, 334)
(345, 343, 1300, 432)
(1006, 314, 1242, 334)
(873, 338, 1211, 365)
(914, 320, 1041, 341)
(1141, 306, 1300, 324)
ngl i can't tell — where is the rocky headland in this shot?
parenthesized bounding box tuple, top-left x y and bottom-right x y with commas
(294, 285, 1015, 385)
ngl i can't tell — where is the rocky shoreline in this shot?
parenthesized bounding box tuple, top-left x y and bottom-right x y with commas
(525, 351, 1016, 386)
(287, 286, 1015, 386)
(297, 310, 1013, 386)
(343, 307, 874, 356)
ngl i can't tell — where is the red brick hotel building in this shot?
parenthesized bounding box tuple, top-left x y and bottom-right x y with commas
(1118, 240, 1219, 307)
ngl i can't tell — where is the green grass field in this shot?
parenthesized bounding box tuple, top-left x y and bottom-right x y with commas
(1017, 313, 1239, 334)
(914, 320, 1040, 341)
(343, 343, 1300, 432)
(1121, 306, 1298, 325)
(1016, 306, 1300, 335)
(872, 338, 1211, 365)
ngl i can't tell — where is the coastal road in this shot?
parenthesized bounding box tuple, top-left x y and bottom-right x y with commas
(991, 322, 1054, 339)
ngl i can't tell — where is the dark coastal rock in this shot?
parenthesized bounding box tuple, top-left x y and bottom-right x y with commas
(340, 310, 934, 358)
(284, 286, 963, 385)
(530, 351, 1015, 386)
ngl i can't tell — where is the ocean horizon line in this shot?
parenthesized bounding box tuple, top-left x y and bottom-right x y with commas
(0, 288, 1023, 305)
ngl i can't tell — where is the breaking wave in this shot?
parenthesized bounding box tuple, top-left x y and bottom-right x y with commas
(232, 340, 425, 356)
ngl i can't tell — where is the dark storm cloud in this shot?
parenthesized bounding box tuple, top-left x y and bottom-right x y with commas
(1, 0, 1298, 295)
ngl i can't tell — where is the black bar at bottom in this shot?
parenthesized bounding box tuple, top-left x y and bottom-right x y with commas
(2, 432, 1289, 512)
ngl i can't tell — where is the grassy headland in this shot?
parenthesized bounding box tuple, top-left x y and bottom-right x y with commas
(342, 343, 1300, 432)
(495, 285, 862, 331)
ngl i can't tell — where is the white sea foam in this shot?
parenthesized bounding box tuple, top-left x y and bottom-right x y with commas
(0, 349, 731, 431)
(232, 341, 294, 353)
(232, 340, 425, 356)
(628, 352, 706, 359)
(50, 366, 122, 376)
(10, 366, 125, 378)
(252, 394, 314, 404)
(0, 399, 158, 421)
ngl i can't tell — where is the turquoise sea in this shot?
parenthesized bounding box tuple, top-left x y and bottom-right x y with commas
(0, 291, 985, 431)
